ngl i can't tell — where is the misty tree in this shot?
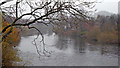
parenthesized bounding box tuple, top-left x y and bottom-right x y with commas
(0, 0, 96, 56)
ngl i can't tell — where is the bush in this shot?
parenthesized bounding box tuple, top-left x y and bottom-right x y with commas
(2, 21, 21, 66)
(97, 32, 118, 44)
(85, 25, 118, 44)
(86, 26, 101, 41)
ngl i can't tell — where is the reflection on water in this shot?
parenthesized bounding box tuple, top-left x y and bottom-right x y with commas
(73, 35, 86, 53)
(55, 35, 69, 50)
(55, 34, 118, 57)
(55, 35, 86, 53)
(18, 33, 118, 66)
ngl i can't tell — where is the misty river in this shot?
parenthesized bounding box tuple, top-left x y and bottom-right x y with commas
(17, 33, 118, 66)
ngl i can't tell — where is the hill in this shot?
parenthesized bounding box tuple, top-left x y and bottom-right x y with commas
(94, 11, 114, 17)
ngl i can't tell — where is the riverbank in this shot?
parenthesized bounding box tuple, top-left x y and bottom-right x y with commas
(2, 21, 21, 66)
(53, 27, 119, 45)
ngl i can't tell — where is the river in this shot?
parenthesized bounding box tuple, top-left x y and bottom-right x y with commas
(17, 33, 118, 66)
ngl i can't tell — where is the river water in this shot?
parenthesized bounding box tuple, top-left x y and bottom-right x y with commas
(17, 33, 118, 66)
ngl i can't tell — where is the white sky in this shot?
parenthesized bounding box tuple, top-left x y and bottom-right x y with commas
(95, 0, 119, 14)
(0, 0, 119, 14)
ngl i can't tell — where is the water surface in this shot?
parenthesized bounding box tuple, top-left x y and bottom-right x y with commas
(17, 33, 118, 66)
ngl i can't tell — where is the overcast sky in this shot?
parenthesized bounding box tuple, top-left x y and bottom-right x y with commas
(0, 0, 119, 14)
(95, 0, 119, 14)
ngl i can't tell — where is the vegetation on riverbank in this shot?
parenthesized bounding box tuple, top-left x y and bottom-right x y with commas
(86, 15, 118, 44)
(54, 14, 119, 44)
(86, 25, 118, 44)
(2, 20, 21, 66)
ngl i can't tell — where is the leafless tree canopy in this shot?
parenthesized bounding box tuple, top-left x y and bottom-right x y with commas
(0, 0, 96, 56)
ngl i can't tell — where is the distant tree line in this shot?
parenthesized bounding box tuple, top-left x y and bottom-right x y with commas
(86, 14, 118, 44)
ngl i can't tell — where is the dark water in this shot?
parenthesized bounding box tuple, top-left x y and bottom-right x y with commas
(17, 33, 118, 66)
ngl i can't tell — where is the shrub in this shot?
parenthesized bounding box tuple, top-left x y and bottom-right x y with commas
(97, 32, 118, 44)
(86, 26, 101, 41)
(2, 21, 21, 66)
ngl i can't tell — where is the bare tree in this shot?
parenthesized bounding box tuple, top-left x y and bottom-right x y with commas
(0, 0, 96, 56)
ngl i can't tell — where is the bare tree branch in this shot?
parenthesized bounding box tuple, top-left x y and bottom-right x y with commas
(0, 0, 97, 56)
